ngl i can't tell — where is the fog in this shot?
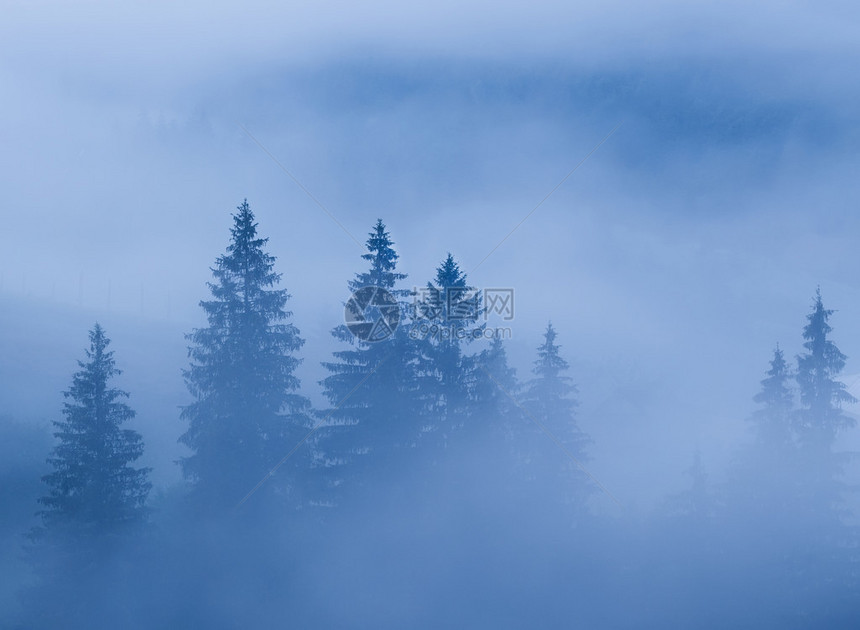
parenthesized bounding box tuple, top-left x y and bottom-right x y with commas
(2, 1, 860, 627)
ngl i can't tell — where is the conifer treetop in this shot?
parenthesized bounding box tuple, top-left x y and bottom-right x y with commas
(533, 322, 572, 383)
(754, 344, 793, 411)
(352, 219, 407, 292)
(795, 288, 857, 441)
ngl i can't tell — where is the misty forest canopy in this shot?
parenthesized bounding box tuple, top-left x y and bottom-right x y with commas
(7, 200, 860, 628)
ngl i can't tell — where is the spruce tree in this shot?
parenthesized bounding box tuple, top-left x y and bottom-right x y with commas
(752, 345, 794, 449)
(457, 334, 522, 490)
(37, 324, 150, 537)
(793, 289, 856, 531)
(666, 451, 713, 523)
(795, 289, 856, 447)
(180, 200, 311, 510)
(728, 345, 797, 523)
(519, 323, 590, 512)
(415, 253, 483, 450)
(467, 334, 520, 443)
(316, 219, 422, 506)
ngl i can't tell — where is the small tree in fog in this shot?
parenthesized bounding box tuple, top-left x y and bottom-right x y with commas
(752, 345, 795, 448)
(467, 334, 520, 441)
(519, 323, 591, 511)
(317, 219, 422, 505)
(726, 345, 798, 521)
(37, 324, 150, 537)
(666, 451, 714, 523)
(180, 200, 310, 510)
(455, 334, 523, 486)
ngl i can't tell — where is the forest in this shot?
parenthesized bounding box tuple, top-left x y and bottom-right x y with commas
(1, 199, 858, 628)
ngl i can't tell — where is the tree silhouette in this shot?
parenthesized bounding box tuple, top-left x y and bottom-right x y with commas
(180, 200, 310, 511)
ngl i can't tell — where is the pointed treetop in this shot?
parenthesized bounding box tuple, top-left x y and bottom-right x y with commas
(235, 198, 253, 223)
(752, 344, 793, 418)
(417, 253, 482, 330)
(800, 288, 842, 365)
(87, 322, 109, 355)
(352, 219, 406, 291)
(233, 198, 254, 230)
(795, 288, 857, 441)
(766, 344, 788, 377)
(805, 286, 832, 338)
(544, 321, 557, 345)
(80, 322, 120, 378)
(227, 199, 266, 251)
(434, 253, 467, 289)
(534, 322, 568, 376)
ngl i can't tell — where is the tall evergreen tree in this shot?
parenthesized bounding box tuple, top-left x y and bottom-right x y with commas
(316, 220, 422, 506)
(180, 200, 311, 510)
(415, 253, 484, 450)
(519, 323, 590, 512)
(793, 289, 856, 530)
(795, 289, 857, 448)
(37, 324, 150, 537)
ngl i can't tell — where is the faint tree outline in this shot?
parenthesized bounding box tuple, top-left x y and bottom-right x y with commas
(235, 354, 392, 510)
(478, 364, 622, 508)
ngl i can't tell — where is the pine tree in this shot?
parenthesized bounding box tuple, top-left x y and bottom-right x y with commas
(666, 451, 713, 522)
(454, 334, 522, 490)
(316, 220, 422, 506)
(37, 324, 150, 537)
(751, 344, 794, 448)
(793, 289, 856, 531)
(795, 289, 857, 448)
(415, 253, 484, 450)
(519, 323, 590, 512)
(180, 200, 311, 511)
(727, 345, 798, 523)
(467, 334, 520, 442)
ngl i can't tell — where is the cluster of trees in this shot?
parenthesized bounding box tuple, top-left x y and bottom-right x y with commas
(31, 200, 589, 531)
(647, 291, 860, 623)
(15, 200, 860, 627)
(729, 291, 857, 529)
(664, 289, 859, 534)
